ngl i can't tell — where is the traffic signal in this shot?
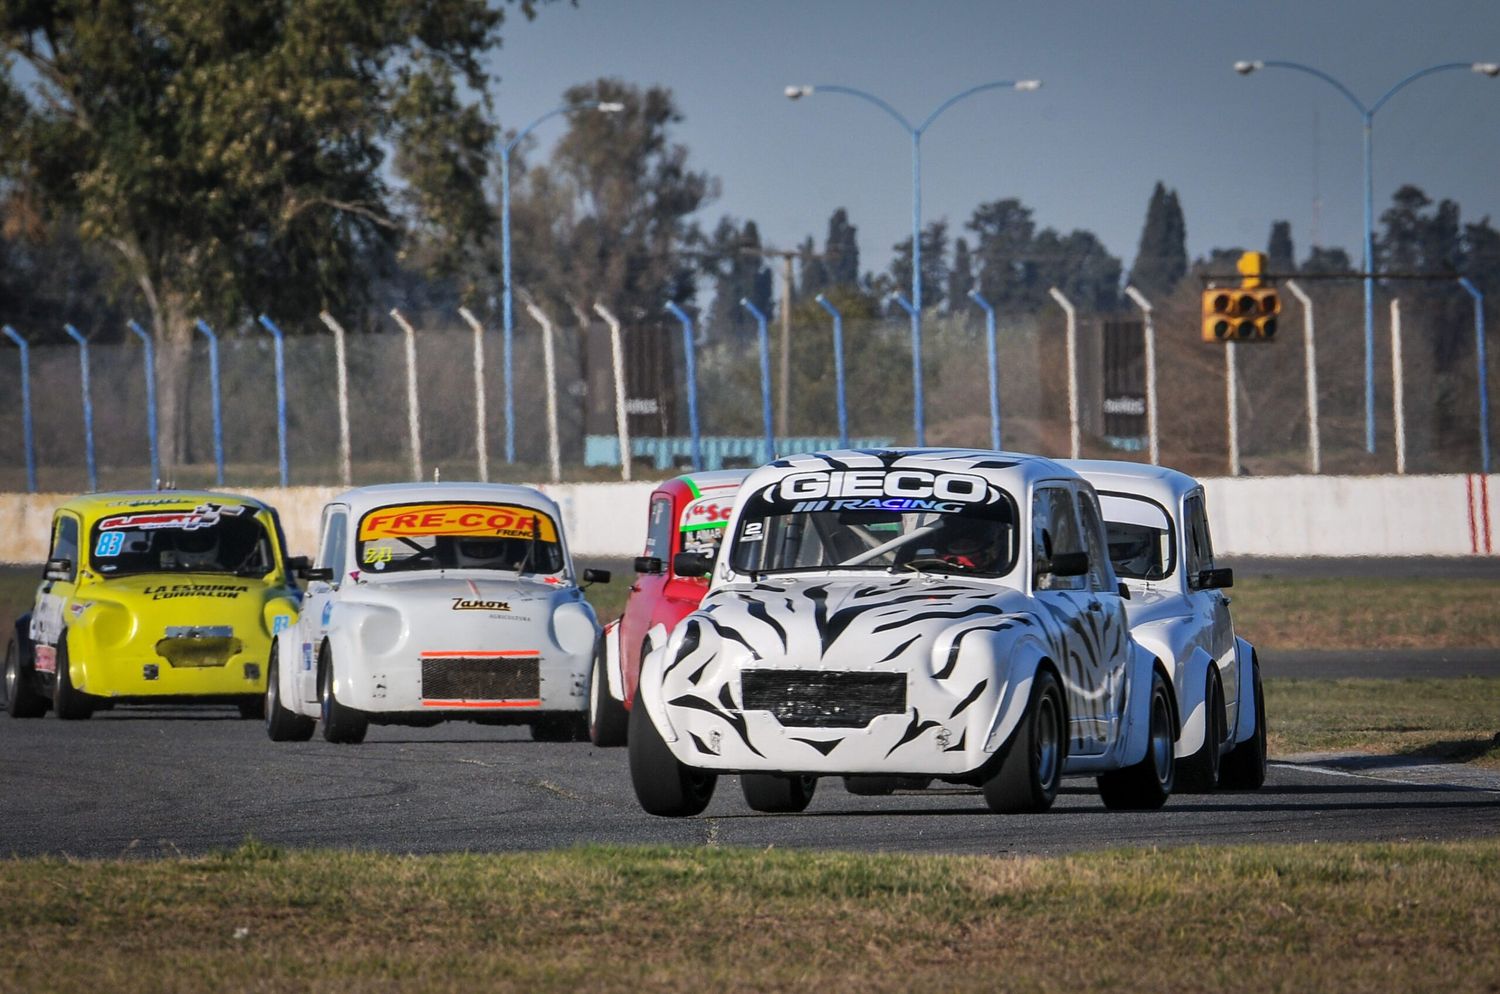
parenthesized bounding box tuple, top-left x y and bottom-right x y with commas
(1201, 251, 1281, 342)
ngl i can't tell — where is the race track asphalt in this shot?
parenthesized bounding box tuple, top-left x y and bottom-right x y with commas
(2, 705, 1495, 859)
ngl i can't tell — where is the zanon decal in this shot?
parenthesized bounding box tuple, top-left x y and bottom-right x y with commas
(761, 470, 1000, 512)
(451, 597, 511, 612)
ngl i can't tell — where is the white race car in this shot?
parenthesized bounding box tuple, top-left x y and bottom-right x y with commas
(265, 483, 608, 744)
(1066, 460, 1266, 791)
(628, 449, 1180, 817)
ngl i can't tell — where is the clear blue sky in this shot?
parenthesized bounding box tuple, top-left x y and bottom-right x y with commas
(490, 0, 1500, 283)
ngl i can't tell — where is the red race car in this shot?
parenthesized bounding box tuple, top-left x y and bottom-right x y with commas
(588, 470, 748, 746)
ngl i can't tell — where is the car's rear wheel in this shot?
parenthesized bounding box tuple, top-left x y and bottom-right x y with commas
(265, 644, 314, 742)
(1176, 671, 1224, 792)
(627, 691, 716, 817)
(52, 638, 94, 721)
(319, 646, 367, 744)
(5, 637, 48, 718)
(1098, 669, 1176, 810)
(741, 773, 817, 813)
(982, 667, 1064, 813)
(588, 637, 628, 747)
(1219, 657, 1268, 790)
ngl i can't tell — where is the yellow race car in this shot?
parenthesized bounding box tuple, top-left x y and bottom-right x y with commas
(4, 491, 304, 720)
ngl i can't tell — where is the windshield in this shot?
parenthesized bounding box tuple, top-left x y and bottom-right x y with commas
(90, 502, 274, 577)
(730, 469, 1020, 577)
(356, 502, 565, 576)
(1097, 493, 1175, 580)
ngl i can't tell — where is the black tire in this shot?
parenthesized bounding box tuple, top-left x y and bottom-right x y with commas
(531, 714, 589, 742)
(982, 667, 1065, 813)
(588, 638, 629, 747)
(319, 645, 367, 744)
(265, 643, 315, 742)
(842, 775, 899, 796)
(741, 773, 817, 813)
(5, 637, 48, 718)
(1098, 668, 1176, 810)
(1219, 657, 1268, 790)
(1176, 670, 1224, 793)
(51, 638, 94, 721)
(627, 690, 716, 817)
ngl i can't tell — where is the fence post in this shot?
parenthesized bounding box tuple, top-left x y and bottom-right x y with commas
(593, 303, 632, 482)
(1283, 280, 1321, 475)
(1122, 286, 1159, 466)
(63, 324, 98, 492)
(457, 307, 489, 483)
(192, 319, 226, 485)
(739, 298, 777, 464)
(124, 320, 161, 486)
(524, 300, 563, 484)
(317, 312, 353, 488)
(664, 302, 703, 470)
(255, 315, 290, 487)
(1458, 277, 1491, 476)
(966, 290, 1004, 451)
(887, 292, 921, 446)
(389, 309, 423, 482)
(815, 294, 850, 448)
(1047, 288, 1080, 460)
(1390, 298, 1406, 475)
(2, 325, 37, 493)
(1225, 341, 1240, 477)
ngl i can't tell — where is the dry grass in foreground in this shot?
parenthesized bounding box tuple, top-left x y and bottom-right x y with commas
(1266, 677, 1500, 766)
(3, 841, 1499, 994)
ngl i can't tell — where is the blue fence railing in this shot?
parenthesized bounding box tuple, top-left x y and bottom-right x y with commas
(584, 434, 895, 473)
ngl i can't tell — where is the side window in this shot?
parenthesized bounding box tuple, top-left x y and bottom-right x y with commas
(643, 495, 674, 559)
(318, 508, 348, 578)
(50, 515, 80, 582)
(1032, 487, 1085, 592)
(1183, 493, 1214, 585)
(1076, 490, 1116, 592)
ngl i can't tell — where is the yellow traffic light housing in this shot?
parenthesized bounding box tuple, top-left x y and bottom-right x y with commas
(1202, 252, 1281, 342)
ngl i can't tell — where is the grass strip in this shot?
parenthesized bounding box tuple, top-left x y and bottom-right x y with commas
(1266, 676, 1500, 766)
(1230, 575, 1500, 649)
(3, 841, 1498, 993)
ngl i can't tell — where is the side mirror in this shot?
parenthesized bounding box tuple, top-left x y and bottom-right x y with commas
(1040, 551, 1090, 578)
(633, 556, 664, 575)
(672, 551, 712, 579)
(302, 566, 334, 583)
(285, 555, 311, 574)
(43, 558, 73, 582)
(582, 568, 612, 586)
(1195, 567, 1234, 590)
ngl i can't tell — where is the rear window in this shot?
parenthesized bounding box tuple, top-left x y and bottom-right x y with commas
(356, 502, 564, 576)
(1097, 493, 1175, 581)
(90, 502, 273, 577)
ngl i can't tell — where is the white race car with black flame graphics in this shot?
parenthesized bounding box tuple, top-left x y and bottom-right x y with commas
(627, 449, 1179, 816)
(1067, 460, 1266, 792)
(265, 483, 609, 744)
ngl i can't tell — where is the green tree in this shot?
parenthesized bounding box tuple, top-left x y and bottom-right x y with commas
(1267, 220, 1296, 275)
(889, 220, 949, 310)
(967, 198, 1037, 311)
(702, 216, 772, 340)
(948, 236, 974, 308)
(0, 0, 517, 471)
(1301, 245, 1352, 275)
(824, 208, 860, 290)
(1127, 182, 1187, 296)
(795, 234, 828, 302)
(1032, 228, 1121, 312)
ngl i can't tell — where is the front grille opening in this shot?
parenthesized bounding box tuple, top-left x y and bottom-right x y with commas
(740, 670, 906, 729)
(421, 656, 540, 701)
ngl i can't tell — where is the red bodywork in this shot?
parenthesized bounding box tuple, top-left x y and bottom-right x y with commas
(615, 472, 744, 710)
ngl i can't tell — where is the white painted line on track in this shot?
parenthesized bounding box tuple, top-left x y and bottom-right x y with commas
(1272, 760, 1500, 794)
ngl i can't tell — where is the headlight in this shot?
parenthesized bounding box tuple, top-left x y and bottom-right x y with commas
(551, 600, 599, 658)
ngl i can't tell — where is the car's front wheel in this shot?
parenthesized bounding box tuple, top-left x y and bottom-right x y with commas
(265, 642, 315, 742)
(1219, 657, 1268, 790)
(627, 691, 716, 817)
(1176, 670, 1224, 792)
(51, 638, 94, 721)
(588, 637, 628, 747)
(982, 667, 1065, 813)
(1098, 668, 1176, 810)
(741, 773, 817, 813)
(5, 637, 47, 719)
(319, 645, 367, 744)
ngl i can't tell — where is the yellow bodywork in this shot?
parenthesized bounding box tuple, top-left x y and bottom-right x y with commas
(42, 492, 301, 700)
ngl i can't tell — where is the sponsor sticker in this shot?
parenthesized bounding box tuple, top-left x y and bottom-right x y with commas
(34, 644, 57, 674)
(321, 602, 333, 626)
(681, 495, 735, 533)
(757, 469, 1002, 513)
(451, 597, 511, 612)
(272, 615, 291, 635)
(140, 583, 247, 600)
(97, 502, 247, 533)
(358, 503, 558, 543)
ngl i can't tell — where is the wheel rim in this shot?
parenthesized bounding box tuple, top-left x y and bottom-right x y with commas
(588, 656, 602, 726)
(1034, 693, 1061, 790)
(265, 658, 279, 718)
(4, 650, 16, 701)
(1151, 693, 1173, 786)
(320, 663, 331, 723)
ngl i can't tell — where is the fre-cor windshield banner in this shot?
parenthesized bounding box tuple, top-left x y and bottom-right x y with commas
(359, 503, 559, 543)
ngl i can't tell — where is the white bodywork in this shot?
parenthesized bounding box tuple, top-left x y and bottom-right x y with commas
(1065, 460, 1260, 760)
(637, 449, 1169, 780)
(276, 483, 599, 723)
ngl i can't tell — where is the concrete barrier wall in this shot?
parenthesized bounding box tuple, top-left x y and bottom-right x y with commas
(2, 474, 1495, 563)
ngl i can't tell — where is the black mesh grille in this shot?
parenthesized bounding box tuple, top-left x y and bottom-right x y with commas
(421, 656, 540, 701)
(740, 670, 906, 728)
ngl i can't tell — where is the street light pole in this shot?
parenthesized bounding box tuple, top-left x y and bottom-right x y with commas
(500, 99, 624, 464)
(1234, 59, 1499, 455)
(786, 79, 1040, 446)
